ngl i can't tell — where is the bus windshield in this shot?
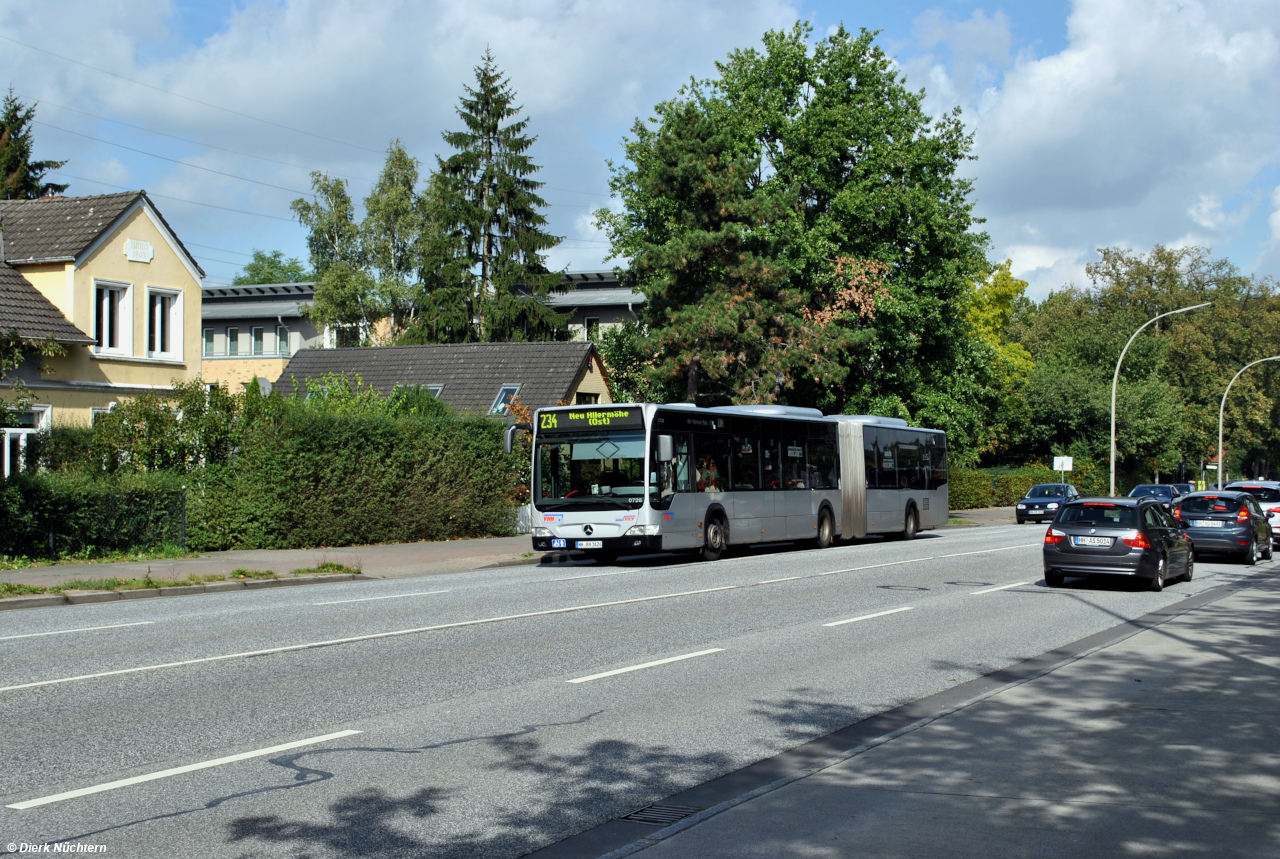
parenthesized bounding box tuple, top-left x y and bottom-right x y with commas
(535, 431, 647, 510)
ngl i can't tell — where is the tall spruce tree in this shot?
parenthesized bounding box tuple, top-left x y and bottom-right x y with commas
(436, 50, 566, 342)
(0, 88, 68, 199)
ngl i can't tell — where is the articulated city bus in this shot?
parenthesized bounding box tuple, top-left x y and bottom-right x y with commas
(505, 403, 948, 563)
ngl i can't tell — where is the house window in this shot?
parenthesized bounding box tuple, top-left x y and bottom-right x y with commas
(585, 317, 600, 341)
(147, 289, 180, 357)
(489, 385, 522, 415)
(227, 328, 239, 356)
(2, 406, 49, 476)
(94, 283, 128, 352)
(575, 392, 599, 405)
(252, 327, 264, 356)
(203, 328, 215, 357)
(427, 385, 444, 398)
(90, 403, 117, 426)
(276, 326, 291, 356)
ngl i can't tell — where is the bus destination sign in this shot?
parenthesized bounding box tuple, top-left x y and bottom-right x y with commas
(538, 407, 643, 431)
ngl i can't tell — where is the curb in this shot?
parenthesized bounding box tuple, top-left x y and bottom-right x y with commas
(0, 573, 364, 612)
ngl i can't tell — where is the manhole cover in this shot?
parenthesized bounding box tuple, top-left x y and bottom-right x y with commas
(877, 585, 929, 591)
(620, 803, 700, 826)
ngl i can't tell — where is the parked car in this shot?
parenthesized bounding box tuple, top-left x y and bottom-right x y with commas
(1224, 481, 1280, 547)
(1016, 483, 1079, 524)
(1043, 497, 1192, 591)
(1127, 484, 1182, 509)
(1173, 490, 1274, 564)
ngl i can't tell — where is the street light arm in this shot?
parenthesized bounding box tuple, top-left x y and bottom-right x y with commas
(1110, 302, 1210, 496)
(1217, 354, 1280, 489)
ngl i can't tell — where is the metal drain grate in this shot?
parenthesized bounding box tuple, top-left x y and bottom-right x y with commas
(620, 803, 700, 826)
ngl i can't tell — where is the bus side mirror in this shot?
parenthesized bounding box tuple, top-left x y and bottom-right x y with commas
(657, 434, 674, 463)
(504, 422, 532, 455)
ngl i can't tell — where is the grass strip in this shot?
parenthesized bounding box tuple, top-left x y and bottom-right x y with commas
(289, 562, 360, 577)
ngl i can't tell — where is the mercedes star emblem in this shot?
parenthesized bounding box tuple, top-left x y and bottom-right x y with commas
(583, 524, 594, 536)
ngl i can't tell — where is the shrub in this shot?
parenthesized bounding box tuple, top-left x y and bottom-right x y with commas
(993, 467, 1060, 506)
(948, 468, 993, 509)
(0, 471, 186, 559)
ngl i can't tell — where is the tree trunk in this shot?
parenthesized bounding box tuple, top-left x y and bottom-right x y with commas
(686, 357, 700, 404)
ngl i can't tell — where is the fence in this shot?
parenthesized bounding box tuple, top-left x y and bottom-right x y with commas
(511, 503, 534, 535)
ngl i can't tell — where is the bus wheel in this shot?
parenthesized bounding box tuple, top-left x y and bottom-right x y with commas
(701, 515, 727, 562)
(814, 509, 834, 549)
(901, 507, 919, 541)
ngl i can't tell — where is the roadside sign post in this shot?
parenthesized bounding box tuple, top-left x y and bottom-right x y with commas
(1053, 456, 1073, 485)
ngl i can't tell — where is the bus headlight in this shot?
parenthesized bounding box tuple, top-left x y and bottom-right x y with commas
(625, 525, 660, 536)
(532, 527, 552, 537)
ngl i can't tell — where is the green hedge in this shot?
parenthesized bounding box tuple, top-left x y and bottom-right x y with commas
(948, 469, 993, 510)
(185, 409, 515, 551)
(0, 471, 186, 559)
(993, 467, 1060, 506)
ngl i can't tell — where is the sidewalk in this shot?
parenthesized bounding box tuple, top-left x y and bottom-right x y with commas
(622, 572, 1280, 858)
(2, 507, 1018, 591)
(0, 534, 538, 590)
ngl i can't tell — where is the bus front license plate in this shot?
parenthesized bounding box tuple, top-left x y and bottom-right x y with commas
(576, 540, 603, 549)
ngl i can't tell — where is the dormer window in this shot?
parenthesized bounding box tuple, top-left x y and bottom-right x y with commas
(489, 384, 522, 415)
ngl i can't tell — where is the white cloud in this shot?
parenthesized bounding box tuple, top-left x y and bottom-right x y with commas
(2, 0, 799, 271)
(911, 0, 1280, 297)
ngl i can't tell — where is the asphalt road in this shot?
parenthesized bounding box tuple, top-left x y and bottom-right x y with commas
(1, 524, 1270, 858)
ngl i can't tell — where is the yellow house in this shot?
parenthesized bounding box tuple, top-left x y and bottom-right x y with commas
(0, 191, 205, 467)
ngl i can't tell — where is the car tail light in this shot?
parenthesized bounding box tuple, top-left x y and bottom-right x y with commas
(1044, 527, 1065, 545)
(1236, 507, 1250, 523)
(1121, 530, 1150, 549)
(1171, 504, 1180, 520)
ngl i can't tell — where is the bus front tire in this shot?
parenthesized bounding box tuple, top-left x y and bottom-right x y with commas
(814, 509, 834, 549)
(701, 516, 727, 562)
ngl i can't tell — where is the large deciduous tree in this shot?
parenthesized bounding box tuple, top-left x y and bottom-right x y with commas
(0, 89, 67, 199)
(598, 24, 993, 443)
(233, 250, 311, 285)
(435, 49, 565, 342)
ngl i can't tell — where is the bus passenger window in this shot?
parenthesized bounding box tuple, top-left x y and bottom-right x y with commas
(784, 430, 808, 489)
(731, 419, 760, 490)
(761, 422, 782, 490)
(864, 427, 879, 490)
(694, 433, 730, 492)
(809, 425, 838, 490)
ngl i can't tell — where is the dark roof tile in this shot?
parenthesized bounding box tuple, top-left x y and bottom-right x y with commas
(0, 262, 95, 344)
(274, 342, 601, 415)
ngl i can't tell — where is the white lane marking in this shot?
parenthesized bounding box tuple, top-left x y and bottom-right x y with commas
(546, 569, 641, 582)
(0, 622, 154, 642)
(820, 558, 933, 576)
(567, 648, 724, 684)
(823, 606, 915, 627)
(313, 590, 449, 606)
(6, 730, 361, 810)
(938, 543, 1041, 559)
(759, 576, 801, 584)
(0, 586, 738, 694)
(970, 581, 1035, 595)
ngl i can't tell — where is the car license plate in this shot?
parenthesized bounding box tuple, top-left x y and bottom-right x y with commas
(576, 540, 603, 549)
(1192, 520, 1224, 528)
(1073, 536, 1112, 547)
(551, 538, 566, 548)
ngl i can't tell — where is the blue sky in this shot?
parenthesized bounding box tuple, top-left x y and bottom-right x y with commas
(2, 0, 1277, 296)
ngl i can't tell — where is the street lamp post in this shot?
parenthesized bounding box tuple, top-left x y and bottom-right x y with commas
(1217, 355, 1280, 489)
(1110, 302, 1210, 496)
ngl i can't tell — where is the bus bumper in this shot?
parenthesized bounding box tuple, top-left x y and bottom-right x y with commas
(532, 535, 664, 553)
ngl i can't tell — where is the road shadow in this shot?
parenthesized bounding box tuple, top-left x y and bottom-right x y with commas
(705, 580, 1280, 857)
